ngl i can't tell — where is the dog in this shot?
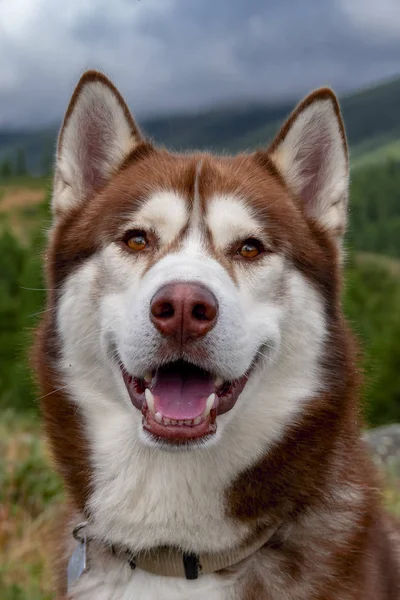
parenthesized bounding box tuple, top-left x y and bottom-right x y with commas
(35, 70, 400, 599)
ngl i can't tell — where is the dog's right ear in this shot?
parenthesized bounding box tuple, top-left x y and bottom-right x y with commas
(52, 70, 143, 218)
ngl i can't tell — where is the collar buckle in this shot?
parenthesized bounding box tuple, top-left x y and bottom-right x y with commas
(182, 552, 201, 580)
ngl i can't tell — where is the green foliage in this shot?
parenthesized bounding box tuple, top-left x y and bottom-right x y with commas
(15, 148, 27, 176)
(349, 160, 400, 258)
(344, 257, 400, 425)
(352, 140, 400, 168)
(0, 159, 13, 178)
(340, 76, 400, 149)
(0, 410, 63, 519)
(0, 579, 53, 600)
(0, 202, 49, 414)
(0, 409, 63, 599)
(0, 149, 29, 179)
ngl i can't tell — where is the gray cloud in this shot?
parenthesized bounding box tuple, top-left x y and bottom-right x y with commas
(0, 0, 399, 128)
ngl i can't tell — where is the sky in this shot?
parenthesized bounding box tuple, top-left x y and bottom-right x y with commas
(0, 0, 400, 129)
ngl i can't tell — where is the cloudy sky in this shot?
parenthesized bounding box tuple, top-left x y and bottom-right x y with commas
(0, 0, 400, 129)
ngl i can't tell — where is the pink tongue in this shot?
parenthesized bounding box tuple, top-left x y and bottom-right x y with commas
(152, 363, 215, 420)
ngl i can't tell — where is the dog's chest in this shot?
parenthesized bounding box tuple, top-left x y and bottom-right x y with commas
(70, 565, 240, 600)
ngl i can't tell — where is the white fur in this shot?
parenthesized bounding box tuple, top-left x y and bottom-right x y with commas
(71, 561, 243, 600)
(206, 195, 267, 250)
(127, 191, 189, 245)
(56, 189, 328, 599)
(270, 98, 348, 240)
(53, 78, 139, 215)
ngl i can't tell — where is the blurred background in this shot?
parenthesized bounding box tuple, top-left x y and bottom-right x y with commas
(0, 1, 399, 598)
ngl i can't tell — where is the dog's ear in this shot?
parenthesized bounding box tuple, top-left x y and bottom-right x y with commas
(52, 70, 142, 218)
(268, 88, 349, 244)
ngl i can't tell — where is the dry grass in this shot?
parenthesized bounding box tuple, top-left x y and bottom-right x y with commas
(0, 188, 46, 213)
(383, 469, 400, 518)
(0, 178, 49, 243)
(0, 410, 399, 599)
(0, 411, 63, 599)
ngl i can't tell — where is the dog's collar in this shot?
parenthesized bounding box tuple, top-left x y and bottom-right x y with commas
(68, 520, 281, 590)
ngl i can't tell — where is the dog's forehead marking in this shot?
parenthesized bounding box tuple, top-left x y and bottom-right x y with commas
(133, 191, 188, 245)
(206, 195, 264, 251)
(189, 160, 203, 231)
(181, 160, 207, 255)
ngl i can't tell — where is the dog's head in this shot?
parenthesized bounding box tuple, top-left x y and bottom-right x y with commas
(39, 71, 348, 461)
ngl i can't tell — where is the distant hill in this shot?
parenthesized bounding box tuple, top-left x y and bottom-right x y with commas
(352, 140, 400, 169)
(1, 75, 400, 174)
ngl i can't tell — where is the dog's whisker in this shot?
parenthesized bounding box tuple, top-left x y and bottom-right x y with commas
(20, 286, 58, 291)
(36, 361, 110, 402)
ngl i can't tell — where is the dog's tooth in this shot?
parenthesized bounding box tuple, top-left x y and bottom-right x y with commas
(178, 420, 185, 425)
(203, 393, 216, 418)
(144, 371, 152, 383)
(194, 416, 202, 425)
(214, 376, 224, 388)
(145, 389, 155, 415)
(171, 419, 178, 425)
(154, 412, 162, 424)
(163, 417, 171, 425)
(185, 420, 192, 426)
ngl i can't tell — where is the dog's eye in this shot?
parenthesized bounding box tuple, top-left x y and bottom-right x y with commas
(124, 230, 148, 252)
(237, 239, 264, 259)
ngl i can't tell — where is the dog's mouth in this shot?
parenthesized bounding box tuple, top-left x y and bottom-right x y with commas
(121, 360, 249, 443)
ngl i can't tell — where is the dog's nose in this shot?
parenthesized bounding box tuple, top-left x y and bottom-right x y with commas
(150, 283, 218, 343)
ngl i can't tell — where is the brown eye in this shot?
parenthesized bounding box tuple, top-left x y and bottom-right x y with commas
(237, 239, 263, 259)
(124, 230, 148, 252)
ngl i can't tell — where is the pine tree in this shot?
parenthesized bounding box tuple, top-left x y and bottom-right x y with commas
(0, 159, 13, 179)
(15, 148, 27, 176)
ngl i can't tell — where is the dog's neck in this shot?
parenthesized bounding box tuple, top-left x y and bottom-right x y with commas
(65, 441, 374, 600)
(67, 518, 282, 584)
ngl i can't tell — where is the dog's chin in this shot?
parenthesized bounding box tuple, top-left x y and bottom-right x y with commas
(119, 358, 252, 448)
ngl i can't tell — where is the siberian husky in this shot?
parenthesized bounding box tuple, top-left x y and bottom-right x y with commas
(35, 70, 400, 599)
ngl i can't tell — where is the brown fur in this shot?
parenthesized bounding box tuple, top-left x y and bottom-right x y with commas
(268, 87, 348, 159)
(58, 70, 142, 155)
(34, 80, 400, 599)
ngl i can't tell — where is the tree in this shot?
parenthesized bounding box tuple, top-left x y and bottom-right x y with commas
(0, 159, 13, 179)
(41, 146, 53, 177)
(15, 148, 27, 176)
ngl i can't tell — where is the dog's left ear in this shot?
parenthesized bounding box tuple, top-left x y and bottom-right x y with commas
(268, 88, 349, 244)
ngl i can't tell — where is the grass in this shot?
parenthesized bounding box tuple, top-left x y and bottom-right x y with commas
(0, 408, 399, 599)
(0, 410, 63, 600)
(384, 475, 400, 518)
(0, 176, 50, 190)
(355, 252, 400, 279)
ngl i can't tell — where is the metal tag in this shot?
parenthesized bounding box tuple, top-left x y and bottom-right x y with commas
(67, 524, 89, 592)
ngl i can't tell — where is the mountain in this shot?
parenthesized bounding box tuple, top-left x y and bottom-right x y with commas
(1, 75, 400, 174)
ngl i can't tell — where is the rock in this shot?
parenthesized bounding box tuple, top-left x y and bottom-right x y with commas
(364, 424, 400, 478)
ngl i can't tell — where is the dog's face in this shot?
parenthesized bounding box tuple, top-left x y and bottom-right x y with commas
(45, 72, 348, 458)
(37, 71, 350, 551)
